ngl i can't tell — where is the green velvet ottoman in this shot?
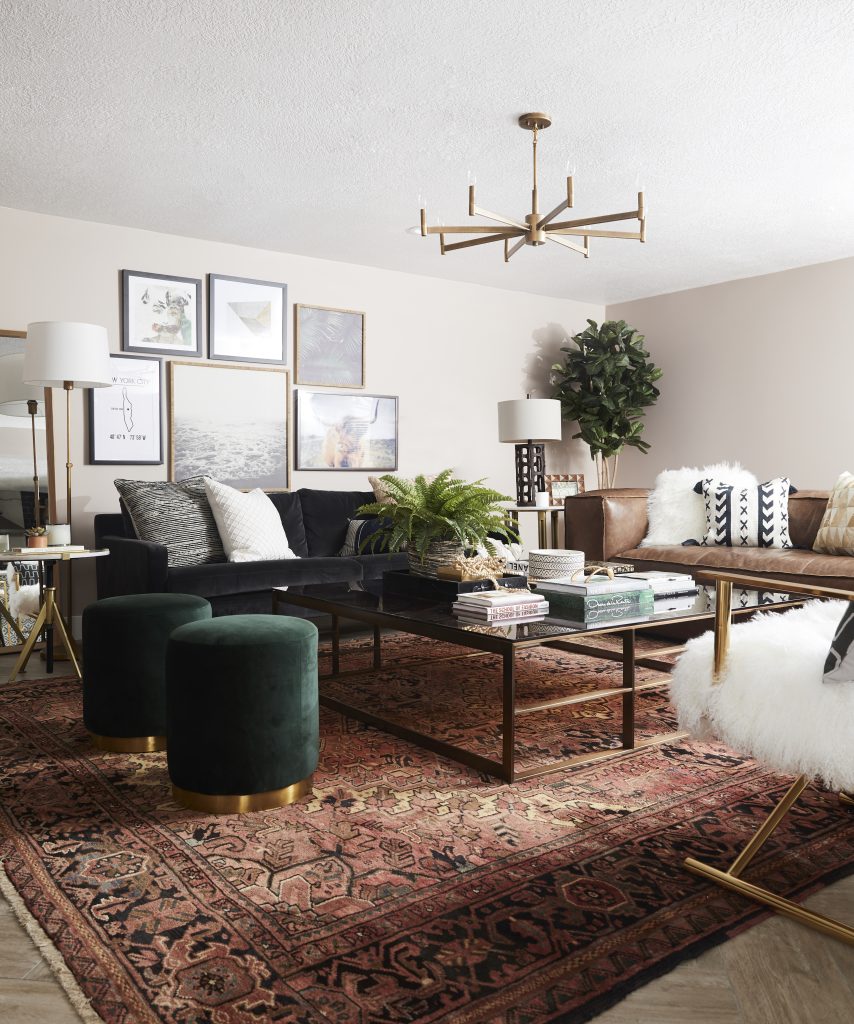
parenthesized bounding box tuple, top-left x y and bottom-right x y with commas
(166, 615, 319, 814)
(83, 593, 212, 753)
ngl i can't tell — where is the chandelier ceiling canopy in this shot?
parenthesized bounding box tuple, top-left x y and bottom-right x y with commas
(419, 113, 646, 263)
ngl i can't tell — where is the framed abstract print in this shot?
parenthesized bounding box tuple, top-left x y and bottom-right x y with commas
(295, 304, 365, 387)
(209, 274, 287, 364)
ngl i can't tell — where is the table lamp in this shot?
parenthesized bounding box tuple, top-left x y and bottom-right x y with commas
(497, 397, 562, 506)
(0, 352, 45, 528)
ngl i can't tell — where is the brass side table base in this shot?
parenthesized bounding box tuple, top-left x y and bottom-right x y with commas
(7, 564, 80, 683)
(91, 733, 167, 754)
(172, 774, 313, 815)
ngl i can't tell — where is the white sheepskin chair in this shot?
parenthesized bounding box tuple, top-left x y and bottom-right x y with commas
(670, 589, 854, 945)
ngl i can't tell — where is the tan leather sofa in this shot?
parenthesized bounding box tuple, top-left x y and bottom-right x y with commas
(563, 489, 852, 590)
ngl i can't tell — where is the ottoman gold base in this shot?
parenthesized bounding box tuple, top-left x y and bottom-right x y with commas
(171, 774, 314, 814)
(91, 733, 167, 753)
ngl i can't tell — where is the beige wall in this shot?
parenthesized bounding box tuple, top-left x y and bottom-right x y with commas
(0, 206, 601, 615)
(607, 257, 854, 489)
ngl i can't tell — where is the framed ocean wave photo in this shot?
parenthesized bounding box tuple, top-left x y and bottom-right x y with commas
(169, 361, 289, 490)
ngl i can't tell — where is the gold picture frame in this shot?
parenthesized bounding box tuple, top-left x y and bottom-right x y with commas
(294, 304, 366, 389)
(168, 360, 290, 490)
(544, 473, 585, 506)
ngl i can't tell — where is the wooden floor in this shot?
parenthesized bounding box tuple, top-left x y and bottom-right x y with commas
(1, 654, 853, 1022)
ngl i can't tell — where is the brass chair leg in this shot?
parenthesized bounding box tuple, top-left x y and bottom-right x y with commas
(685, 775, 854, 946)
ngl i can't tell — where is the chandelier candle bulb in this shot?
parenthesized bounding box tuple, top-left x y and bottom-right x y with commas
(567, 175, 574, 207)
(468, 184, 475, 215)
(420, 207, 427, 236)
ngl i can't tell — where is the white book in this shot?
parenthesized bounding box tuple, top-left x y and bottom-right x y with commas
(452, 601, 549, 620)
(454, 612, 547, 626)
(457, 590, 546, 606)
(620, 571, 697, 594)
(532, 576, 649, 596)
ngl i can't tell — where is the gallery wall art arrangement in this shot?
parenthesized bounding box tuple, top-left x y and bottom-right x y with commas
(109, 268, 392, 486)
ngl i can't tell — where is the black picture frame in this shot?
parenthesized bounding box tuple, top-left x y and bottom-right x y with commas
(294, 389, 399, 472)
(88, 354, 164, 465)
(208, 273, 287, 365)
(121, 269, 203, 357)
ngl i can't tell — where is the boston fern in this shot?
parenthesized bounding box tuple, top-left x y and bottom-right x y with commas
(357, 470, 515, 562)
(551, 319, 662, 488)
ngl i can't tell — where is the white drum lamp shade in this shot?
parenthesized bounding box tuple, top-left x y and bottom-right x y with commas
(0, 353, 44, 416)
(23, 321, 112, 388)
(497, 398, 562, 442)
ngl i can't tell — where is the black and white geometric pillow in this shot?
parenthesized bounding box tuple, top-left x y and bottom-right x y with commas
(114, 476, 226, 567)
(695, 477, 794, 548)
(824, 602, 854, 683)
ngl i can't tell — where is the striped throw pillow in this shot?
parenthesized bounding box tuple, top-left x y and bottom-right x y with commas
(114, 477, 225, 567)
(696, 477, 794, 548)
(824, 602, 854, 683)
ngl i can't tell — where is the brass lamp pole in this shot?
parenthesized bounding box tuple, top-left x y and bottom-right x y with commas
(27, 398, 41, 528)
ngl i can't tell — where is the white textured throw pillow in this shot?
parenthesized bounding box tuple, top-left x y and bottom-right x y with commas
(642, 463, 758, 546)
(203, 478, 297, 563)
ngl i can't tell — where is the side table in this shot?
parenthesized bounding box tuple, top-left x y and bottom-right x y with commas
(0, 548, 109, 683)
(502, 504, 564, 548)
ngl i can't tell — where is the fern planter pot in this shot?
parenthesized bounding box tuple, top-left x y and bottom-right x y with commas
(408, 540, 466, 579)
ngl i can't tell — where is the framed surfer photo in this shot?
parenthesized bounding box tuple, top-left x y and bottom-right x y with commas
(88, 355, 163, 465)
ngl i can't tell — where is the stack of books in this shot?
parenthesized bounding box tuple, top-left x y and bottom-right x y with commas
(530, 573, 654, 623)
(452, 589, 549, 625)
(618, 571, 699, 612)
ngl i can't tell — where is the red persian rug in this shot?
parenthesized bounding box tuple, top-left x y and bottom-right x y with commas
(2, 634, 854, 1024)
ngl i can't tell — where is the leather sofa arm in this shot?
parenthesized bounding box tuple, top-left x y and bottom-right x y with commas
(96, 535, 169, 598)
(564, 489, 650, 560)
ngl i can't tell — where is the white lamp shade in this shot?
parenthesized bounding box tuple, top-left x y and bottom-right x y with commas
(24, 321, 112, 388)
(497, 398, 562, 442)
(0, 353, 45, 416)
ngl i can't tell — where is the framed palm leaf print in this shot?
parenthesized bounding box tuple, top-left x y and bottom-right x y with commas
(294, 304, 365, 388)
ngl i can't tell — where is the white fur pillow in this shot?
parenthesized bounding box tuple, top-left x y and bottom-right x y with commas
(203, 478, 297, 563)
(642, 462, 758, 546)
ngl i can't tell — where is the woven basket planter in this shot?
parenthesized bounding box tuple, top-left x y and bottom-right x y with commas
(408, 540, 466, 578)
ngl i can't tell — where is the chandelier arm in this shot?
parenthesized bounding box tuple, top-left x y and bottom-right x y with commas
(504, 237, 527, 262)
(547, 234, 589, 257)
(471, 204, 528, 232)
(424, 225, 525, 235)
(548, 227, 642, 240)
(441, 231, 523, 253)
(547, 208, 641, 231)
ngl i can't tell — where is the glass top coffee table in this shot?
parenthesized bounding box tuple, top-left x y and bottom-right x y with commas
(273, 573, 806, 783)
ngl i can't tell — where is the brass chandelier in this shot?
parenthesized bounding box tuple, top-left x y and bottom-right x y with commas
(419, 113, 646, 262)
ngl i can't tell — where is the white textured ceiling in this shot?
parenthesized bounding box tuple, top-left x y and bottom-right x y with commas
(2, 0, 853, 304)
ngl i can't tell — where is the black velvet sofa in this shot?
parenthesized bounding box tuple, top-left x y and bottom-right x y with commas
(94, 488, 407, 617)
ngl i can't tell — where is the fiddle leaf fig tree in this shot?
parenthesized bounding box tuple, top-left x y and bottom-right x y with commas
(551, 319, 662, 488)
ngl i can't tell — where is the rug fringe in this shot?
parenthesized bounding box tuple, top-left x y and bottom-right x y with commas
(0, 862, 105, 1024)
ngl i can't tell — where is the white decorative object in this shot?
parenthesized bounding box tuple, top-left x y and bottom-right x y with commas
(527, 548, 585, 580)
(642, 462, 758, 546)
(670, 600, 854, 791)
(46, 524, 71, 546)
(535, 491, 551, 508)
(203, 477, 297, 563)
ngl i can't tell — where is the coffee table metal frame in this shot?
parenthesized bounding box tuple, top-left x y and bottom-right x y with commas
(273, 585, 803, 783)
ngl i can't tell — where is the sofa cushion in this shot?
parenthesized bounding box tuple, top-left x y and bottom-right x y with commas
(621, 544, 854, 591)
(265, 492, 309, 557)
(297, 489, 374, 556)
(166, 556, 362, 599)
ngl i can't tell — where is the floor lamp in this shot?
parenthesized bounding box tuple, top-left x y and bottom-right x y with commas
(23, 322, 112, 621)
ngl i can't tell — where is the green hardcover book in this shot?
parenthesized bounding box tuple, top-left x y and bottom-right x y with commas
(545, 588, 654, 622)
